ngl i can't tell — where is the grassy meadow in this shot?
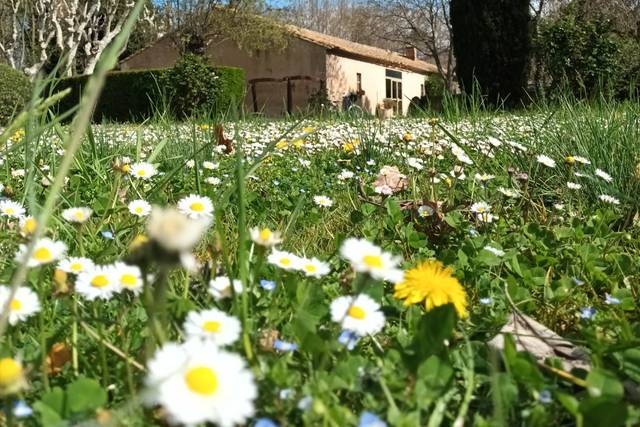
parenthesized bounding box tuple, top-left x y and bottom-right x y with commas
(0, 94, 640, 426)
(0, 6, 639, 423)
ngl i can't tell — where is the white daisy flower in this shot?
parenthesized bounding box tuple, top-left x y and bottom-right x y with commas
(476, 212, 495, 223)
(15, 238, 67, 267)
(128, 200, 152, 217)
(572, 156, 591, 165)
(204, 177, 221, 186)
(208, 276, 243, 300)
(567, 182, 582, 190)
(57, 257, 94, 275)
(183, 308, 241, 346)
(61, 207, 93, 223)
(298, 257, 331, 278)
(249, 227, 282, 247)
(177, 195, 214, 219)
(470, 202, 491, 214)
(313, 195, 333, 207)
(536, 154, 556, 168)
(186, 159, 195, 168)
(11, 169, 25, 178)
(75, 265, 119, 301)
(599, 194, 620, 205)
(114, 262, 144, 294)
(497, 187, 520, 198)
(129, 162, 157, 180)
(339, 238, 403, 282)
(147, 206, 212, 253)
(330, 294, 385, 336)
(0, 286, 40, 325)
(267, 249, 301, 271)
(407, 157, 424, 171)
(144, 340, 257, 427)
(337, 170, 354, 180)
(202, 161, 219, 170)
(19, 216, 37, 236)
(474, 173, 495, 183)
(595, 168, 613, 182)
(0, 200, 25, 218)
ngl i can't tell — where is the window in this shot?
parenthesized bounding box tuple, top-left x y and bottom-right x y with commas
(356, 73, 362, 93)
(385, 69, 403, 114)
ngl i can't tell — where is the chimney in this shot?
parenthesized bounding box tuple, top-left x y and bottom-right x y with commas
(404, 46, 417, 60)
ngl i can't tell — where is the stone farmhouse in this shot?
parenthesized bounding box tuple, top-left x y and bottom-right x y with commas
(120, 25, 439, 116)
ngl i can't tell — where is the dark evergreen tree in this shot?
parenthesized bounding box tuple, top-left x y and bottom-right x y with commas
(450, 0, 531, 105)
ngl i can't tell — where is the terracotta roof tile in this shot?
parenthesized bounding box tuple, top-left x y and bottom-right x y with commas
(286, 25, 438, 75)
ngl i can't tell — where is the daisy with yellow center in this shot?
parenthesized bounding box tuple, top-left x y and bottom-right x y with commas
(144, 340, 257, 426)
(183, 308, 241, 346)
(128, 199, 152, 217)
(298, 257, 330, 278)
(267, 249, 301, 271)
(249, 226, 282, 247)
(129, 162, 157, 180)
(57, 257, 94, 275)
(15, 238, 67, 267)
(75, 265, 119, 300)
(177, 195, 214, 219)
(313, 195, 333, 208)
(339, 238, 403, 282)
(394, 261, 468, 318)
(330, 294, 385, 336)
(0, 200, 25, 219)
(114, 262, 143, 295)
(19, 216, 37, 236)
(0, 357, 26, 395)
(61, 207, 93, 224)
(0, 286, 41, 325)
(147, 206, 211, 253)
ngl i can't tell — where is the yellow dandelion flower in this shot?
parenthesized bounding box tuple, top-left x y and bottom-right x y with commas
(394, 261, 468, 318)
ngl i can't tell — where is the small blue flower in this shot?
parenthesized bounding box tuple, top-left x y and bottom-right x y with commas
(338, 330, 360, 350)
(358, 411, 387, 427)
(580, 307, 596, 320)
(538, 390, 552, 404)
(605, 293, 621, 305)
(100, 230, 114, 240)
(479, 297, 493, 305)
(572, 277, 585, 286)
(13, 400, 32, 418)
(255, 418, 279, 427)
(468, 227, 479, 237)
(273, 340, 298, 352)
(297, 395, 313, 411)
(259, 279, 276, 291)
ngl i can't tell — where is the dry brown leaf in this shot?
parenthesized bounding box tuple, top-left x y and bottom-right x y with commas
(489, 312, 591, 372)
(374, 165, 407, 194)
(46, 342, 72, 375)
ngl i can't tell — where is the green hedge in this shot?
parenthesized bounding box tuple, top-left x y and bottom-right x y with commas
(53, 65, 246, 122)
(0, 64, 32, 126)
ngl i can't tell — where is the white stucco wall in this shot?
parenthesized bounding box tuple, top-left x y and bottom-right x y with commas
(325, 53, 426, 115)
